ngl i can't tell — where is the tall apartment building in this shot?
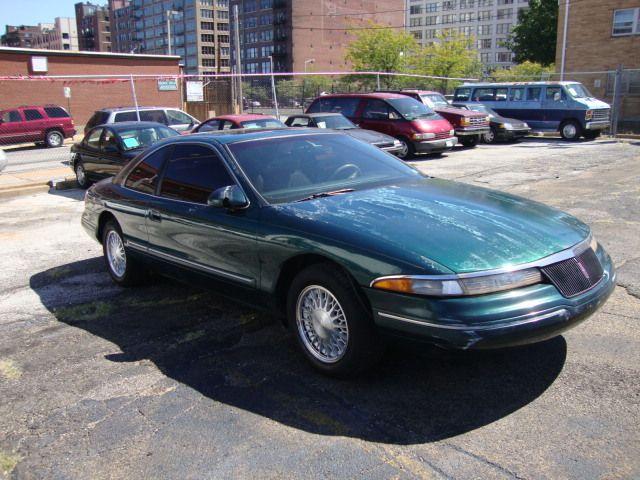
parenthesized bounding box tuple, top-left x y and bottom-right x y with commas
(1, 25, 42, 48)
(406, 0, 531, 70)
(76, 2, 113, 51)
(229, 0, 404, 74)
(109, 0, 135, 53)
(124, 0, 230, 74)
(31, 18, 79, 51)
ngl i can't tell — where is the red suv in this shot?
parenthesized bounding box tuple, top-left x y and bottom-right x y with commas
(388, 90, 490, 148)
(306, 93, 456, 159)
(0, 105, 76, 148)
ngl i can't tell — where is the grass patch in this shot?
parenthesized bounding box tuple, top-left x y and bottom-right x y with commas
(0, 360, 21, 380)
(0, 450, 21, 476)
(54, 301, 113, 322)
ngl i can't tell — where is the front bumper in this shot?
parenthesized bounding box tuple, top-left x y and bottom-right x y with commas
(585, 120, 609, 131)
(497, 127, 531, 139)
(455, 126, 490, 136)
(365, 246, 616, 350)
(413, 136, 458, 154)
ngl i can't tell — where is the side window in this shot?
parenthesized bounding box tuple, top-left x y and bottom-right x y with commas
(362, 100, 389, 120)
(473, 88, 496, 101)
(221, 121, 235, 130)
(166, 109, 194, 125)
(496, 88, 509, 101)
(140, 110, 168, 124)
(86, 128, 104, 149)
(526, 87, 542, 101)
(86, 111, 109, 129)
(24, 109, 44, 121)
(125, 147, 169, 194)
(114, 111, 139, 122)
(1, 110, 22, 122)
(328, 98, 360, 117)
(198, 120, 220, 132)
(454, 88, 471, 101)
(509, 88, 525, 101)
(101, 129, 119, 151)
(545, 86, 563, 102)
(159, 144, 235, 204)
(289, 117, 310, 127)
(44, 106, 70, 118)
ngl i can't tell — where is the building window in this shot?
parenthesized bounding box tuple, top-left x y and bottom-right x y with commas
(497, 8, 513, 19)
(480, 53, 490, 63)
(442, 14, 456, 24)
(478, 10, 491, 20)
(479, 38, 492, 49)
(217, 0, 228, 7)
(496, 52, 512, 62)
(478, 24, 492, 35)
(202, 46, 215, 55)
(201, 9, 214, 18)
(460, 0, 474, 7)
(426, 2, 438, 12)
(218, 34, 229, 43)
(426, 16, 438, 25)
(217, 10, 229, 19)
(201, 21, 214, 30)
(201, 33, 215, 42)
(217, 23, 229, 31)
(498, 0, 514, 4)
(220, 58, 230, 67)
(410, 17, 423, 27)
(612, 8, 639, 36)
(496, 23, 511, 34)
(442, 1, 456, 10)
(261, 45, 274, 56)
(220, 46, 230, 56)
(202, 58, 215, 67)
(412, 30, 423, 39)
(200, 0, 213, 5)
(409, 5, 423, 14)
(460, 12, 475, 22)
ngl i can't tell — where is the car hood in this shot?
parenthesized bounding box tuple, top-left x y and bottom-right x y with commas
(435, 106, 485, 118)
(340, 128, 397, 145)
(492, 115, 529, 128)
(576, 98, 610, 109)
(273, 178, 590, 274)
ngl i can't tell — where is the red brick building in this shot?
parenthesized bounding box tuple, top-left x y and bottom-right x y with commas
(0, 47, 181, 127)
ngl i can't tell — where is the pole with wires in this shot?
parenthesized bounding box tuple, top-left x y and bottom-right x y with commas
(269, 56, 279, 119)
(233, 4, 243, 113)
(129, 74, 140, 121)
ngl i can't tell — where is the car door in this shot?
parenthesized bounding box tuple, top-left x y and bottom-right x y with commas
(542, 86, 568, 130)
(145, 143, 259, 287)
(100, 128, 126, 178)
(358, 99, 396, 137)
(80, 128, 104, 179)
(22, 108, 47, 142)
(139, 109, 168, 126)
(0, 109, 26, 145)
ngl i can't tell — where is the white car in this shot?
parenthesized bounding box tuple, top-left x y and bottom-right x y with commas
(84, 107, 200, 135)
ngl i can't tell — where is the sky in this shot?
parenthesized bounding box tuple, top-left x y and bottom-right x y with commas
(0, 0, 78, 27)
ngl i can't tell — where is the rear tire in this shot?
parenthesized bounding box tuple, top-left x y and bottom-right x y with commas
(460, 135, 479, 148)
(560, 120, 582, 141)
(395, 136, 415, 160)
(286, 264, 384, 377)
(45, 130, 64, 148)
(102, 220, 147, 287)
(75, 160, 91, 189)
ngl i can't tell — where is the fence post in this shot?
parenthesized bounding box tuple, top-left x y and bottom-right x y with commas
(129, 74, 140, 121)
(611, 64, 623, 137)
(376, 73, 381, 90)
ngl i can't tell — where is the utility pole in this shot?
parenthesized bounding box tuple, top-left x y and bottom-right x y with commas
(233, 4, 243, 112)
(559, 0, 570, 80)
(269, 55, 279, 119)
(166, 10, 179, 56)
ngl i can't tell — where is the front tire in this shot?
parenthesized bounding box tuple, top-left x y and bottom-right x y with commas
(287, 264, 383, 377)
(460, 135, 479, 148)
(45, 130, 64, 148)
(482, 128, 497, 144)
(560, 120, 582, 141)
(395, 136, 415, 160)
(102, 220, 147, 286)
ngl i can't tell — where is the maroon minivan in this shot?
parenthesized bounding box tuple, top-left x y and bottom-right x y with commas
(306, 93, 456, 159)
(0, 105, 76, 148)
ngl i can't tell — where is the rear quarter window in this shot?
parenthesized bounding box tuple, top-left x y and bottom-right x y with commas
(86, 111, 110, 129)
(44, 106, 70, 118)
(114, 111, 140, 122)
(454, 88, 471, 101)
(307, 98, 360, 117)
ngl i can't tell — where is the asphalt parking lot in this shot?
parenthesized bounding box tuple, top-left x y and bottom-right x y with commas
(1, 138, 639, 479)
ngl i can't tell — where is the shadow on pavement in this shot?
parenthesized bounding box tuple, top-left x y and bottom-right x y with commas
(47, 188, 85, 201)
(30, 257, 567, 445)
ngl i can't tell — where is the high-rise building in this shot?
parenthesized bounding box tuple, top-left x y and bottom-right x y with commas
(229, 0, 405, 74)
(126, 0, 230, 74)
(1, 25, 43, 48)
(75, 2, 113, 51)
(406, 0, 531, 70)
(109, 0, 135, 53)
(31, 18, 79, 51)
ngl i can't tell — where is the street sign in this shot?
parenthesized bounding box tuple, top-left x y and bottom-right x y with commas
(63, 87, 71, 98)
(186, 81, 204, 102)
(157, 79, 178, 91)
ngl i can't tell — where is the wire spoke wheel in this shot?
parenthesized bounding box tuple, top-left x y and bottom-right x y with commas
(296, 285, 349, 363)
(106, 230, 127, 279)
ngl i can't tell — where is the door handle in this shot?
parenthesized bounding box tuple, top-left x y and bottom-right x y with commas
(148, 210, 162, 222)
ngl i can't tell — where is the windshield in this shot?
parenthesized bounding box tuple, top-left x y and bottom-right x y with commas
(565, 83, 593, 99)
(314, 115, 356, 129)
(420, 93, 450, 108)
(118, 126, 178, 151)
(228, 133, 423, 204)
(240, 118, 286, 129)
(386, 98, 437, 121)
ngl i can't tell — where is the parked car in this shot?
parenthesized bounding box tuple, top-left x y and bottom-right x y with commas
(306, 92, 456, 159)
(0, 149, 6, 172)
(192, 114, 286, 132)
(452, 102, 531, 143)
(387, 90, 490, 148)
(453, 82, 610, 140)
(81, 129, 615, 376)
(284, 112, 403, 156)
(71, 121, 179, 188)
(0, 105, 76, 148)
(84, 107, 199, 135)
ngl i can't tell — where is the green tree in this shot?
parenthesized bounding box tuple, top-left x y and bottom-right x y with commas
(491, 61, 556, 82)
(418, 31, 482, 93)
(508, 0, 558, 66)
(345, 21, 419, 88)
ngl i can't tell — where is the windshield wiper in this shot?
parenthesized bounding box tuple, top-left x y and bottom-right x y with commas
(295, 188, 355, 202)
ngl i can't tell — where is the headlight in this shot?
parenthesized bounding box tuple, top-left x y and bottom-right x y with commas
(371, 268, 543, 297)
(461, 117, 470, 126)
(413, 132, 435, 140)
(502, 123, 513, 130)
(393, 140, 402, 146)
(449, 129, 455, 136)
(585, 110, 593, 120)
(485, 116, 490, 122)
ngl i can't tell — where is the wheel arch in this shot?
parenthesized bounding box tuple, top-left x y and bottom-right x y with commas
(97, 211, 118, 244)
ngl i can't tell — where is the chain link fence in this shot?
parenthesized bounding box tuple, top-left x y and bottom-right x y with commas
(1, 69, 638, 176)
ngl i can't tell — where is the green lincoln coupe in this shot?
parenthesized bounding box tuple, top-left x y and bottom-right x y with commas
(81, 129, 615, 376)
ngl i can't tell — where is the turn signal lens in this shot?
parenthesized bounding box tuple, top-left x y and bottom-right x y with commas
(461, 117, 470, 126)
(372, 277, 464, 296)
(585, 110, 593, 120)
(589, 235, 598, 252)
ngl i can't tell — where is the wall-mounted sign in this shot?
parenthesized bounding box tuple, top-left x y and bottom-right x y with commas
(157, 79, 178, 91)
(63, 87, 71, 98)
(31, 56, 48, 73)
(186, 81, 204, 102)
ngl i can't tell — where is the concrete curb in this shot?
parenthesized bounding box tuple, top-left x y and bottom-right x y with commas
(0, 176, 77, 200)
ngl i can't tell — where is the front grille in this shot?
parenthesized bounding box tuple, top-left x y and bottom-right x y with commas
(592, 109, 610, 121)
(541, 248, 603, 297)
(469, 116, 488, 127)
(434, 131, 451, 140)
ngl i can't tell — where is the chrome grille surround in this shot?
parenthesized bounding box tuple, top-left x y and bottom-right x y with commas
(541, 247, 603, 297)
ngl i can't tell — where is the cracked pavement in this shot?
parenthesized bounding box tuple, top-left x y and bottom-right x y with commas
(0, 138, 639, 479)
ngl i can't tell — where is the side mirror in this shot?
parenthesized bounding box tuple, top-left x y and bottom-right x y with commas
(207, 185, 249, 210)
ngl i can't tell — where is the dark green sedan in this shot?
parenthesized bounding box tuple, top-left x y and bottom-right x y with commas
(81, 129, 615, 376)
